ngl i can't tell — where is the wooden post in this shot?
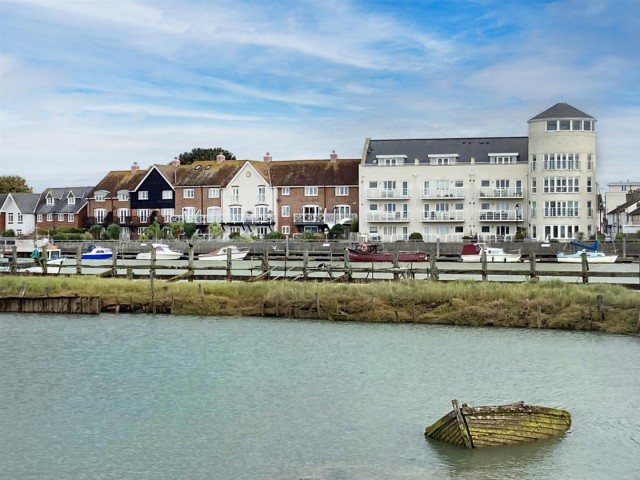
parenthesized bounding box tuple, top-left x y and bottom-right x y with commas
(343, 249, 352, 282)
(392, 251, 399, 281)
(622, 237, 627, 259)
(436, 238, 441, 259)
(529, 252, 537, 281)
(430, 255, 439, 281)
(76, 244, 83, 275)
(111, 247, 117, 277)
(315, 292, 320, 317)
(481, 248, 488, 282)
(636, 306, 640, 334)
(581, 252, 589, 284)
(150, 247, 156, 314)
(10, 246, 17, 274)
(188, 244, 194, 282)
(303, 250, 309, 281)
(226, 247, 233, 281)
(262, 247, 269, 276)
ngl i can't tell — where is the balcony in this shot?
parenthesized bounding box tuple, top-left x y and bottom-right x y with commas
(421, 187, 465, 199)
(479, 187, 523, 198)
(478, 210, 523, 222)
(366, 189, 409, 200)
(365, 212, 409, 222)
(293, 212, 357, 226)
(168, 214, 275, 225)
(421, 211, 465, 222)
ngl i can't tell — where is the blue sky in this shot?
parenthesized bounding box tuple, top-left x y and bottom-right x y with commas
(1, 0, 638, 192)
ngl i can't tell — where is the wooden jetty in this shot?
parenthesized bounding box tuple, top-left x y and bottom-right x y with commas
(425, 399, 571, 448)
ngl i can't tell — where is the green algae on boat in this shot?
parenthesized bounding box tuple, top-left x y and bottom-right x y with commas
(425, 399, 571, 448)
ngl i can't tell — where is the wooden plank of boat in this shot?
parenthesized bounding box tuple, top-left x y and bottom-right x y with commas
(425, 400, 571, 448)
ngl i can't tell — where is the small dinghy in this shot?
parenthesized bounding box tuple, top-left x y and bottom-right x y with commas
(425, 399, 571, 448)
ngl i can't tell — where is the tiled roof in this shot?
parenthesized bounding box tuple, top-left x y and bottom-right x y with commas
(36, 186, 93, 214)
(268, 159, 360, 186)
(528, 102, 594, 121)
(363, 137, 528, 165)
(160, 161, 246, 187)
(8, 193, 41, 213)
(628, 207, 640, 216)
(89, 170, 146, 196)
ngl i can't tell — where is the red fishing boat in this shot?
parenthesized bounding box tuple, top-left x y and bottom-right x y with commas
(346, 243, 428, 262)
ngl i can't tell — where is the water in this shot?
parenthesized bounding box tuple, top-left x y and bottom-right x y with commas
(0, 314, 638, 480)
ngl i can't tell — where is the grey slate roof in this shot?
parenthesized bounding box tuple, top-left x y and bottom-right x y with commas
(36, 187, 92, 215)
(8, 193, 41, 213)
(363, 137, 528, 165)
(528, 102, 594, 121)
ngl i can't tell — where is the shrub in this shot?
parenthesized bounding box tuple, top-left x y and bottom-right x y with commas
(2, 229, 15, 237)
(409, 232, 423, 240)
(264, 231, 286, 240)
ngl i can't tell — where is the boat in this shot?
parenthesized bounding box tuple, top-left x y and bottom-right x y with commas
(136, 243, 182, 260)
(556, 240, 617, 264)
(20, 245, 66, 273)
(346, 242, 427, 262)
(460, 243, 522, 263)
(198, 245, 250, 261)
(81, 245, 113, 260)
(425, 399, 571, 449)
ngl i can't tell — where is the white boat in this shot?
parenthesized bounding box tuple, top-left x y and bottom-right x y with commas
(556, 240, 617, 264)
(81, 245, 113, 260)
(136, 243, 182, 260)
(460, 243, 522, 263)
(20, 246, 66, 273)
(198, 245, 250, 261)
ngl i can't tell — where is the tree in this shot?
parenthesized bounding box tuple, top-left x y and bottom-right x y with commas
(177, 148, 236, 165)
(0, 175, 32, 194)
(145, 221, 163, 240)
(89, 225, 104, 240)
(106, 224, 121, 240)
(208, 222, 223, 239)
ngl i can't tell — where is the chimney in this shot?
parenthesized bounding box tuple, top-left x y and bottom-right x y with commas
(131, 162, 140, 173)
(263, 152, 272, 164)
(216, 154, 225, 163)
(170, 156, 180, 167)
(330, 150, 338, 162)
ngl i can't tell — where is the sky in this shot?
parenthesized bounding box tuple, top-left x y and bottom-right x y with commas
(1, 0, 638, 192)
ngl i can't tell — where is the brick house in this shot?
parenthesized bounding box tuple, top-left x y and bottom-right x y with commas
(35, 187, 91, 231)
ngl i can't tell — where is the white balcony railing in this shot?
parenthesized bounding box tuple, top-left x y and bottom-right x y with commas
(478, 187, 523, 198)
(170, 214, 275, 224)
(478, 210, 523, 221)
(421, 187, 465, 199)
(293, 212, 358, 224)
(366, 212, 410, 222)
(366, 188, 409, 200)
(421, 211, 465, 222)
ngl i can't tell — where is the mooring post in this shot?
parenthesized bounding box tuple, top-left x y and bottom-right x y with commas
(303, 250, 309, 281)
(76, 244, 82, 275)
(436, 238, 441, 259)
(150, 247, 156, 314)
(10, 246, 17, 274)
(529, 252, 537, 281)
(622, 237, 627, 259)
(481, 249, 488, 282)
(111, 247, 117, 277)
(225, 247, 233, 281)
(581, 252, 589, 284)
(393, 251, 400, 281)
(262, 247, 269, 275)
(430, 255, 438, 281)
(188, 244, 194, 282)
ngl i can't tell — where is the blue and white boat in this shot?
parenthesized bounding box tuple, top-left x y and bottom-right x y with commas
(556, 240, 617, 264)
(81, 245, 113, 260)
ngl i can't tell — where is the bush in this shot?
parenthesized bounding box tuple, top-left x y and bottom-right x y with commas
(409, 232, 423, 240)
(89, 224, 104, 240)
(264, 231, 286, 240)
(229, 231, 241, 240)
(106, 223, 121, 240)
(2, 229, 15, 237)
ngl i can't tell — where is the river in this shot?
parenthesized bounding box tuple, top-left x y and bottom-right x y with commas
(0, 314, 638, 479)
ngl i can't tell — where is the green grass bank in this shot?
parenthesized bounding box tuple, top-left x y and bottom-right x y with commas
(1, 277, 639, 334)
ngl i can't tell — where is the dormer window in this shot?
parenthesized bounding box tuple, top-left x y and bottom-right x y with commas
(67, 194, 76, 205)
(95, 191, 107, 202)
(376, 155, 406, 166)
(489, 153, 518, 165)
(117, 190, 129, 201)
(46, 194, 54, 206)
(428, 154, 458, 166)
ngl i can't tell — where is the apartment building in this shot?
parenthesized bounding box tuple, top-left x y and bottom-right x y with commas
(359, 102, 599, 242)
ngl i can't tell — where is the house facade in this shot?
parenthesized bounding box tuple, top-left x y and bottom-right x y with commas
(604, 181, 640, 234)
(35, 187, 91, 231)
(0, 193, 41, 236)
(359, 103, 599, 242)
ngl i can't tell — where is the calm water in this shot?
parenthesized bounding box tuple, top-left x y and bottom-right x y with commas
(0, 314, 638, 480)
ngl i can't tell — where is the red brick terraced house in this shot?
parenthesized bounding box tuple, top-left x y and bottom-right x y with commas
(35, 187, 92, 232)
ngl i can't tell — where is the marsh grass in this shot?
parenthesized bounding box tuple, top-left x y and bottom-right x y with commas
(1, 277, 638, 334)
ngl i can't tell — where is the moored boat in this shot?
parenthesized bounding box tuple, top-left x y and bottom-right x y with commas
(136, 243, 182, 260)
(556, 240, 617, 264)
(460, 243, 522, 263)
(198, 245, 250, 261)
(425, 399, 571, 448)
(346, 243, 427, 263)
(81, 245, 113, 260)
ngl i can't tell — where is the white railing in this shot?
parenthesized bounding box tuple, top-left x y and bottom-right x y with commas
(421, 211, 465, 222)
(366, 188, 409, 200)
(366, 212, 409, 222)
(170, 214, 275, 224)
(478, 210, 523, 221)
(478, 187, 523, 198)
(293, 212, 358, 224)
(421, 187, 465, 199)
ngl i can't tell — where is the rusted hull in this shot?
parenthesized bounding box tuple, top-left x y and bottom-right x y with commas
(425, 400, 571, 448)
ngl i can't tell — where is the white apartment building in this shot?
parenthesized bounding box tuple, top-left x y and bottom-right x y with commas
(359, 103, 599, 242)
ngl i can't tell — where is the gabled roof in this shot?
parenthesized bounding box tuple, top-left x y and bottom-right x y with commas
(268, 159, 360, 186)
(5, 193, 41, 213)
(89, 170, 147, 196)
(528, 102, 594, 121)
(159, 160, 271, 188)
(363, 137, 528, 165)
(36, 187, 93, 214)
(629, 207, 640, 217)
(608, 197, 640, 215)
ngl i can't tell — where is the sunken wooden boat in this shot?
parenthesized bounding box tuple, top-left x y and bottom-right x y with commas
(424, 400, 571, 448)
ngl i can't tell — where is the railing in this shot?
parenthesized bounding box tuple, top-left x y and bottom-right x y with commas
(366, 189, 409, 200)
(478, 210, 522, 221)
(365, 212, 409, 222)
(170, 214, 275, 224)
(293, 213, 357, 225)
(421, 211, 465, 222)
(421, 187, 465, 199)
(478, 187, 523, 198)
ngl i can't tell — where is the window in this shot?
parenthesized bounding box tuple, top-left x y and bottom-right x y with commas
(37, 214, 43, 222)
(229, 206, 242, 222)
(46, 195, 54, 206)
(335, 186, 349, 196)
(208, 188, 220, 198)
(481, 226, 490, 233)
(162, 190, 173, 200)
(531, 155, 537, 171)
(377, 156, 406, 166)
(68, 214, 74, 222)
(454, 180, 463, 188)
(531, 201, 537, 218)
(118, 191, 129, 201)
(282, 226, 290, 235)
(138, 191, 148, 200)
(183, 189, 194, 199)
(58, 214, 64, 221)
(47, 213, 53, 221)
(481, 180, 490, 188)
(587, 201, 593, 217)
(94, 209, 106, 223)
(559, 120, 570, 131)
(531, 178, 537, 194)
(369, 181, 378, 189)
(17, 214, 23, 224)
(118, 208, 130, 223)
(543, 201, 579, 217)
(67, 196, 75, 205)
(95, 192, 106, 202)
(7, 213, 13, 223)
(257, 186, 266, 203)
(546, 119, 594, 132)
(546, 120, 557, 131)
(162, 208, 174, 221)
(587, 177, 592, 193)
(138, 227, 146, 235)
(369, 204, 378, 211)
(489, 154, 517, 164)
(231, 187, 240, 203)
(304, 186, 318, 196)
(429, 155, 458, 165)
(587, 154, 593, 170)
(138, 209, 150, 223)
(543, 177, 580, 193)
(281, 205, 290, 217)
(281, 187, 290, 196)
(543, 153, 580, 170)
(182, 207, 196, 223)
